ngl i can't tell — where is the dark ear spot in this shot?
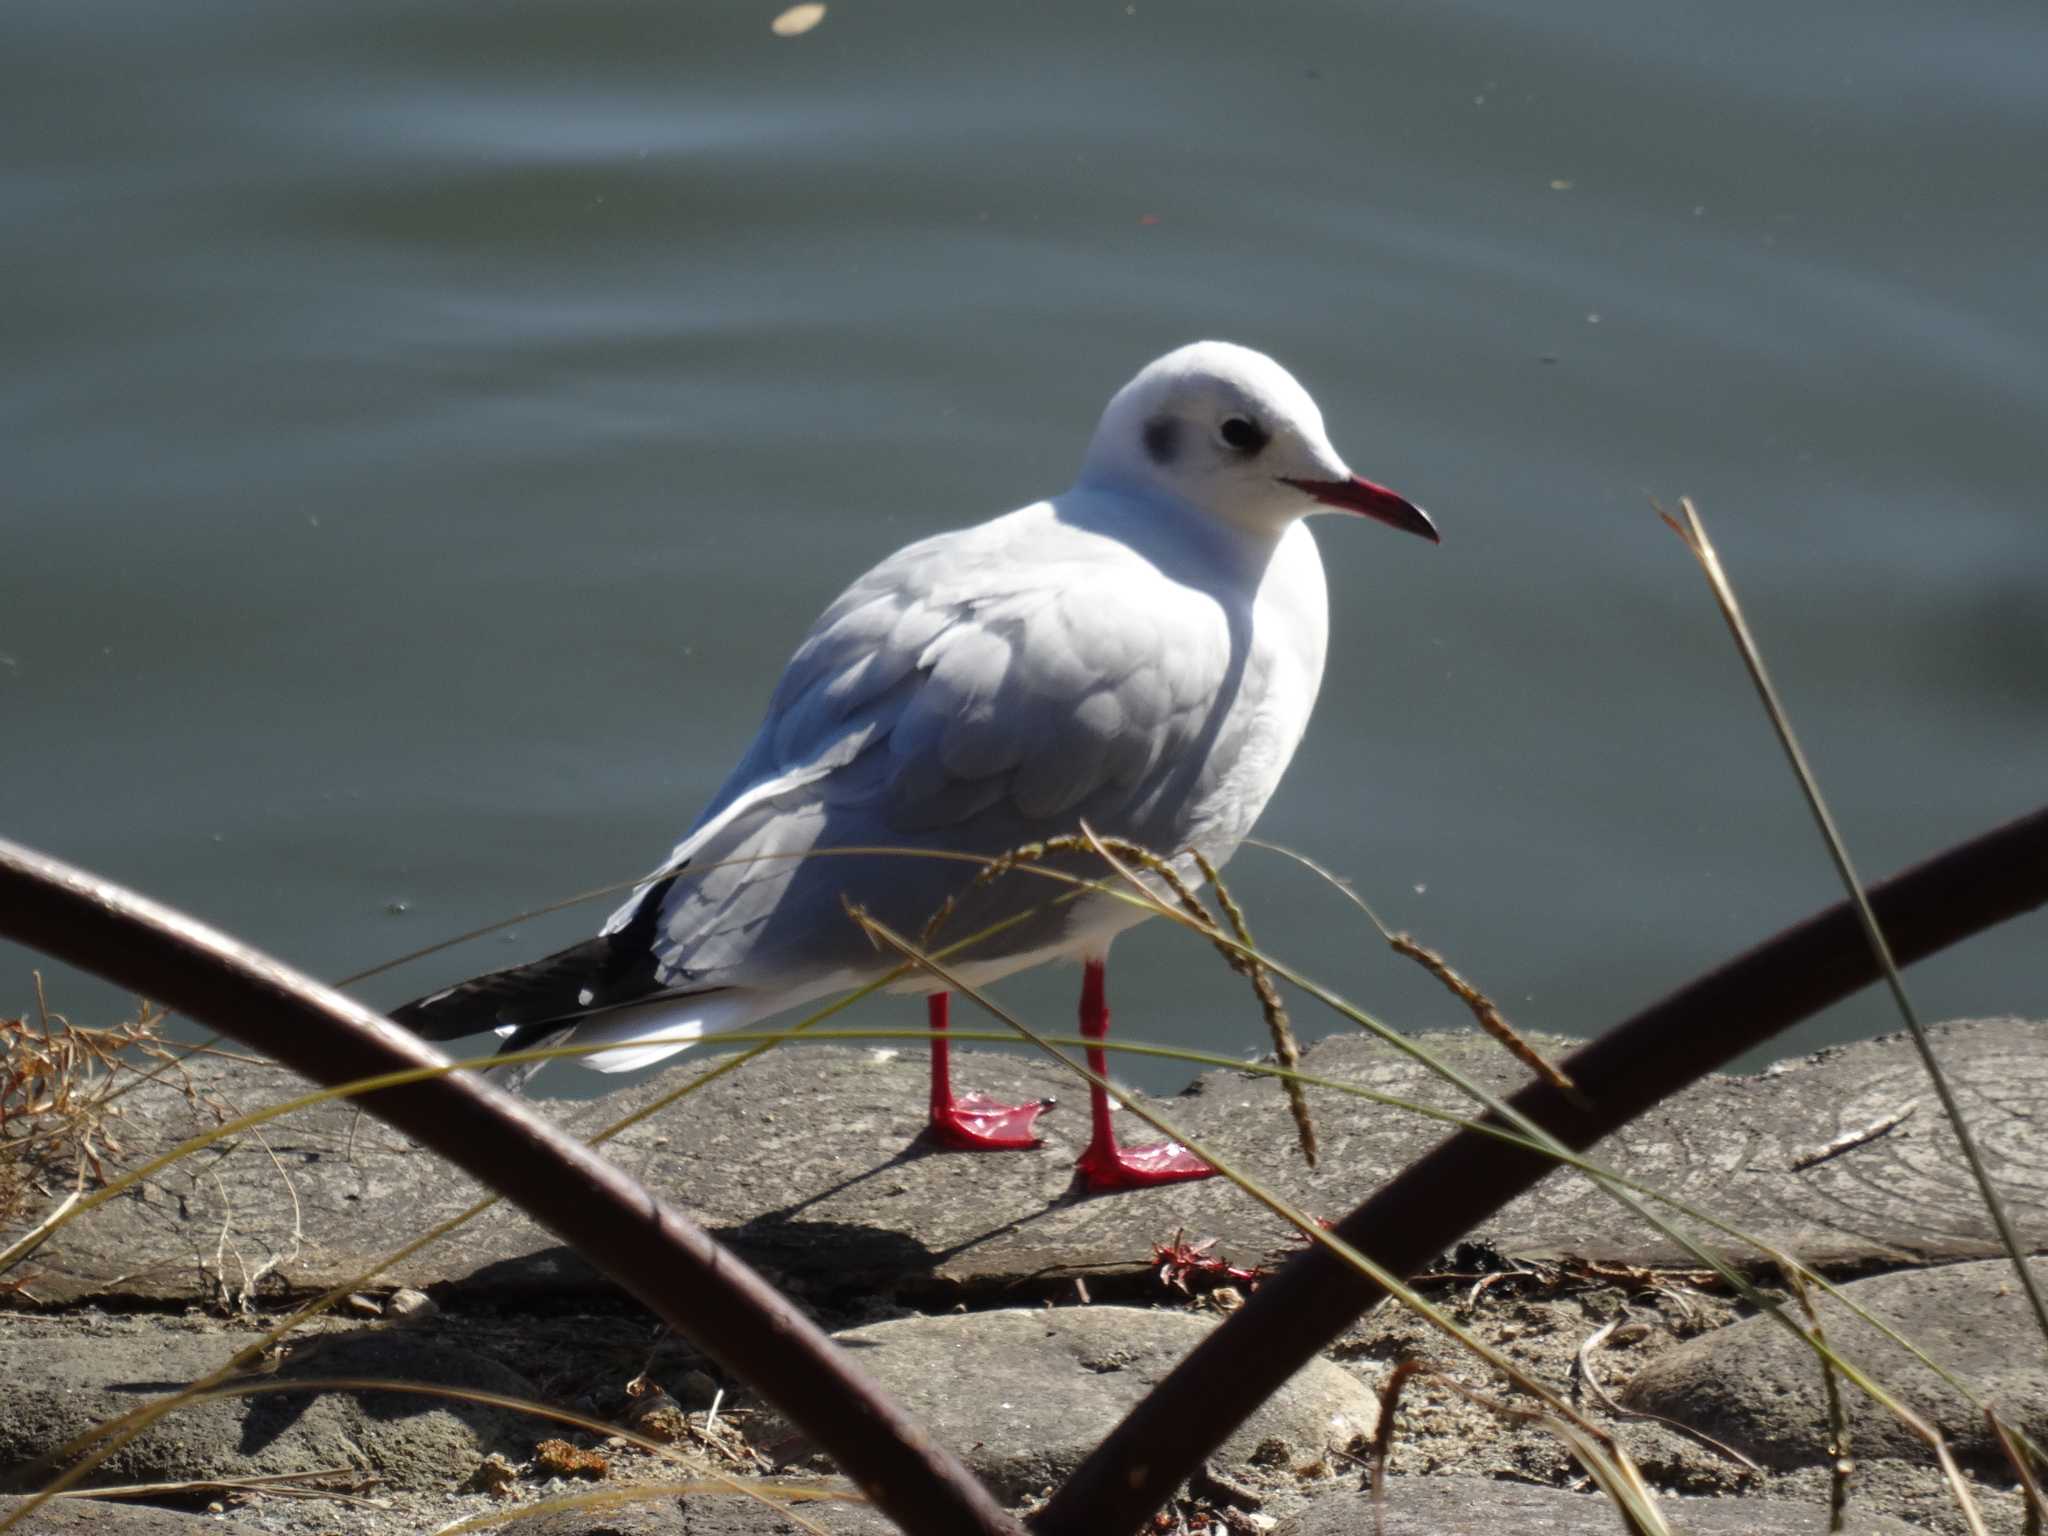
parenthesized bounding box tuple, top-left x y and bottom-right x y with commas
(1142, 416, 1180, 465)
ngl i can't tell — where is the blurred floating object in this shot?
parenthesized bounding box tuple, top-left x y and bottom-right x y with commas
(771, 3, 826, 36)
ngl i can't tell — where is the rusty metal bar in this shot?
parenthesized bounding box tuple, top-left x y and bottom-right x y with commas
(1038, 803, 2048, 1531)
(0, 837, 1023, 1536)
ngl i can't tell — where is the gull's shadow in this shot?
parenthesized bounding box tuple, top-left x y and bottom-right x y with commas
(706, 1124, 1147, 1298)
(456, 1120, 1167, 1311)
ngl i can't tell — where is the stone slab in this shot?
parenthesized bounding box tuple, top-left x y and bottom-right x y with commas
(494, 1490, 904, 1535)
(8, 1017, 2043, 1308)
(0, 1497, 271, 1536)
(1275, 1477, 1919, 1534)
(1623, 1256, 2048, 1472)
(746, 1305, 1375, 1501)
(0, 1317, 537, 1493)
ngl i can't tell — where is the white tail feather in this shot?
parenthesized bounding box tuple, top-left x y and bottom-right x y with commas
(568, 992, 766, 1074)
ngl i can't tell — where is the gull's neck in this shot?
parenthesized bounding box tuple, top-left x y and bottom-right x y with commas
(1056, 481, 1294, 588)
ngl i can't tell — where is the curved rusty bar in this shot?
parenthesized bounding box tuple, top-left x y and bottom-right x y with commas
(0, 837, 1022, 1536)
(1038, 803, 2048, 1531)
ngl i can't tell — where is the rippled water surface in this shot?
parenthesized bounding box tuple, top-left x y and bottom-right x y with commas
(8, 0, 2044, 1094)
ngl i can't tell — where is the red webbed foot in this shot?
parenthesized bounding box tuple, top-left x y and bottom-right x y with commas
(927, 1093, 1051, 1151)
(1075, 1137, 1215, 1191)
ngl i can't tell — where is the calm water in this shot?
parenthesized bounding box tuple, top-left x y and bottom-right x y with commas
(7, 0, 2044, 1097)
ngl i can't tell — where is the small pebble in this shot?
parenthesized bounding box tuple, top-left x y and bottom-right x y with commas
(387, 1286, 438, 1320)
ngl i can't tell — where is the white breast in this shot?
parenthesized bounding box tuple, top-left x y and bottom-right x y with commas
(1179, 519, 1331, 862)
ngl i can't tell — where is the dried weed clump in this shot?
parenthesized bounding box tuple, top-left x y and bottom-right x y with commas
(0, 974, 190, 1223)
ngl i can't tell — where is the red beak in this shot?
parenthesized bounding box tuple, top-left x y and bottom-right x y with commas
(1280, 475, 1439, 543)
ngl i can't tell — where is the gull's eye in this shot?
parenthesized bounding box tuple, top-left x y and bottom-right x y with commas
(1218, 416, 1267, 455)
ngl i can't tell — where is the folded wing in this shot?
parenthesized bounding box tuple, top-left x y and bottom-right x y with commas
(609, 511, 1235, 993)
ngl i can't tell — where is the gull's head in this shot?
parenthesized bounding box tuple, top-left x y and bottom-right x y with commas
(1078, 340, 1437, 542)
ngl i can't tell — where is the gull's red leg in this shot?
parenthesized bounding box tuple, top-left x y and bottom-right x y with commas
(924, 991, 1048, 1151)
(1072, 958, 1213, 1190)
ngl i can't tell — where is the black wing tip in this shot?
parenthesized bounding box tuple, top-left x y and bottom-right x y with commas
(385, 984, 505, 1041)
(387, 936, 616, 1041)
(386, 873, 682, 1042)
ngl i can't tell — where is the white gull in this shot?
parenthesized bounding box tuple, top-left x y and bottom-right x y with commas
(392, 340, 1437, 1189)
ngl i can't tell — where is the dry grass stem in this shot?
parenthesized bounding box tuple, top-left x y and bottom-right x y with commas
(10, 822, 2034, 1536)
(1371, 1359, 1671, 1536)
(57, 1465, 381, 1508)
(1663, 495, 2048, 1355)
(1573, 1318, 1761, 1472)
(0, 1180, 81, 1297)
(56, 1374, 832, 1536)
(1, 941, 970, 1532)
(206, 1126, 304, 1314)
(1383, 932, 1581, 1101)
(914, 827, 1319, 1169)
(1930, 1437, 1995, 1536)
(1, 975, 199, 1224)
(0, 851, 1119, 1492)
(1241, 839, 1579, 1099)
(430, 1480, 855, 1536)
(1789, 1100, 1917, 1171)
(1367, 1358, 1428, 1533)
(1783, 1265, 1853, 1530)
(853, 907, 1668, 1526)
(1190, 846, 1316, 1169)
(1001, 834, 2027, 1535)
(1988, 1407, 2047, 1536)
(1074, 827, 1315, 1167)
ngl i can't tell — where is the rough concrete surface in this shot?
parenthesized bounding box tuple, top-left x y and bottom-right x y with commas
(1274, 1477, 1922, 1533)
(499, 1491, 900, 1534)
(12, 1017, 2045, 1310)
(747, 1306, 1376, 1501)
(6, 1017, 2047, 1535)
(1624, 1256, 2048, 1471)
(0, 1498, 270, 1535)
(0, 1316, 536, 1490)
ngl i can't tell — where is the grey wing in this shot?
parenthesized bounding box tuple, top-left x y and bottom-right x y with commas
(618, 531, 1233, 991)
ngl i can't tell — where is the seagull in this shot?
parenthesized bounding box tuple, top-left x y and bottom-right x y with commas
(390, 341, 1436, 1190)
